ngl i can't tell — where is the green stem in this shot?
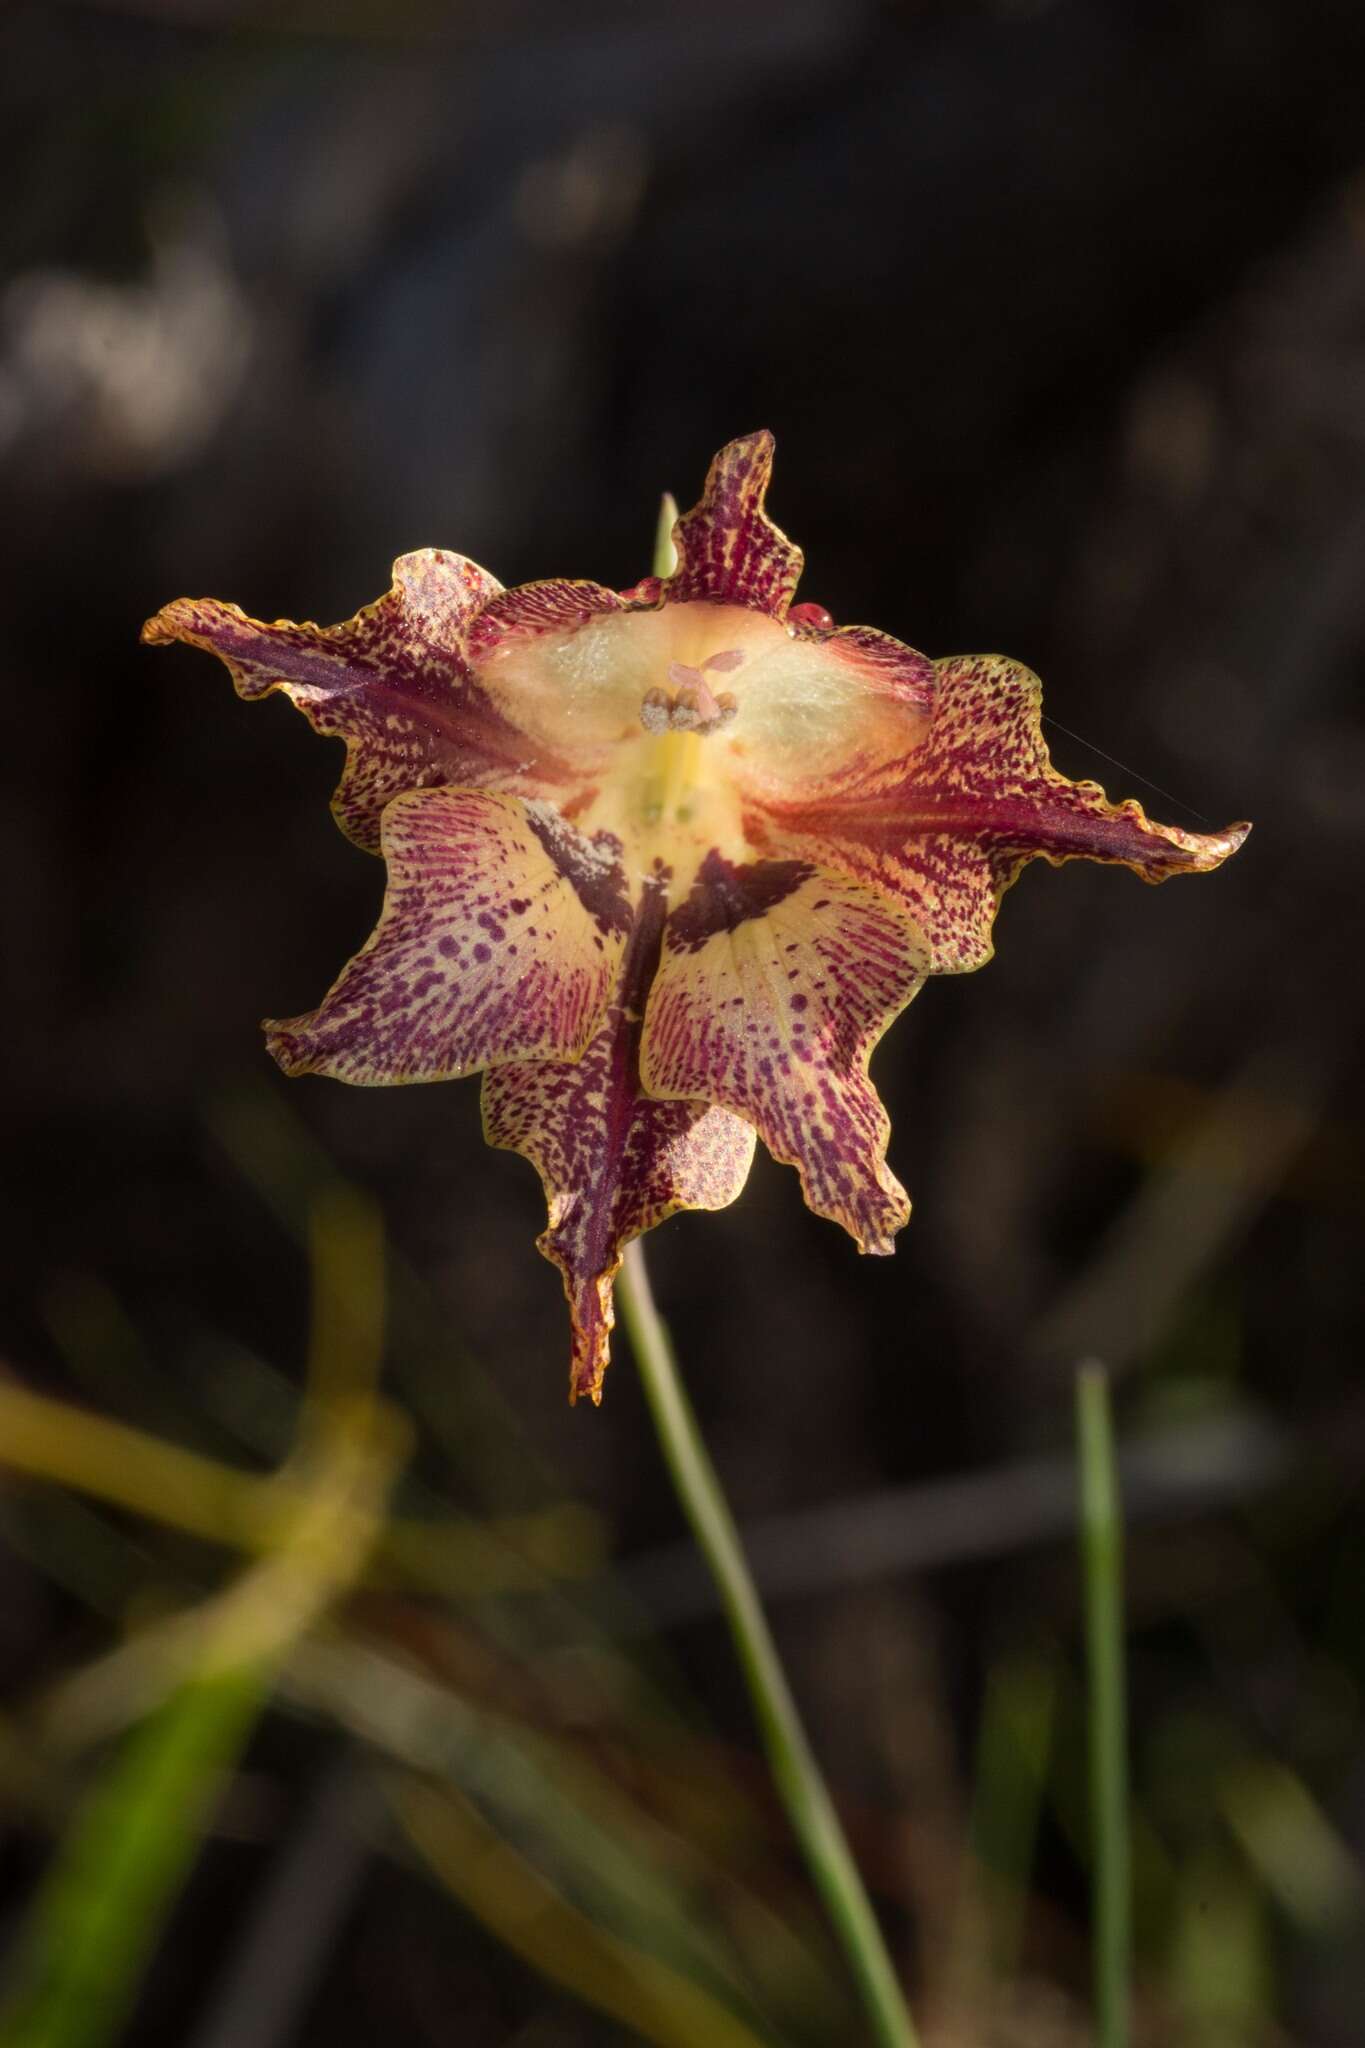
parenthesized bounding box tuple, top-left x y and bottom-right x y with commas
(1076, 1362, 1132, 2048)
(617, 1241, 919, 2048)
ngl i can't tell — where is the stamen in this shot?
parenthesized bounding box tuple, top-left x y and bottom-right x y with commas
(639, 649, 745, 737)
(640, 686, 672, 735)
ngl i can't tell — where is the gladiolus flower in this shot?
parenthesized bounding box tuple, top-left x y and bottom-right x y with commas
(144, 434, 1248, 1401)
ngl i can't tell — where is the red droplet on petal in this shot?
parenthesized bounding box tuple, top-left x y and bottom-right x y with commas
(789, 602, 835, 631)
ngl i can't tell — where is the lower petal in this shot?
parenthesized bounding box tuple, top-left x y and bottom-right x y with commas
(482, 885, 756, 1402)
(266, 789, 631, 1084)
(641, 855, 926, 1254)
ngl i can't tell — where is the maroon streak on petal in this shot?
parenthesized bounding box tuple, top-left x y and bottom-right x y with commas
(264, 790, 630, 1084)
(643, 864, 925, 1254)
(520, 802, 634, 934)
(142, 551, 578, 853)
(467, 577, 627, 656)
(788, 621, 936, 712)
(666, 431, 804, 619)
(482, 879, 756, 1402)
(667, 850, 816, 951)
(745, 653, 1250, 973)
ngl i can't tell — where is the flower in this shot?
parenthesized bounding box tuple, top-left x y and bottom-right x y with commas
(144, 433, 1248, 1402)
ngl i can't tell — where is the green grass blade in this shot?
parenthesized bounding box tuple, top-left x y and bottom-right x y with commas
(1077, 1361, 1132, 2048)
(0, 1667, 268, 2048)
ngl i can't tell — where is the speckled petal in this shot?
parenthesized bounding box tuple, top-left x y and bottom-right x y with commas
(482, 883, 757, 1402)
(641, 856, 925, 1253)
(666, 431, 804, 619)
(469, 577, 626, 650)
(142, 551, 581, 853)
(265, 790, 631, 1084)
(745, 653, 1250, 971)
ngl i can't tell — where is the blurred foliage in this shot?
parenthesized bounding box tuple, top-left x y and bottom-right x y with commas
(0, 1091, 1361, 2043)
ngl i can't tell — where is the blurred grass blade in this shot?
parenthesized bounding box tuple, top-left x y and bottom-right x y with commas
(293, 1638, 836, 2036)
(1168, 1847, 1273, 2045)
(208, 1086, 555, 1510)
(0, 1666, 267, 2048)
(948, 1652, 1056, 2007)
(1217, 1757, 1365, 1936)
(1077, 1361, 1131, 2048)
(396, 1776, 782, 2048)
(0, 1379, 265, 1548)
(1, 1395, 404, 2043)
(653, 491, 680, 576)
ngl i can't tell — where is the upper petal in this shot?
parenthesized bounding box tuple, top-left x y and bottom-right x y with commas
(666, 431, 804, 620)
(265, 788, 631, 1084)
(641, 855, 926, 1253)
(743, 653, 1250, 972)
(142, 551, 592, 853)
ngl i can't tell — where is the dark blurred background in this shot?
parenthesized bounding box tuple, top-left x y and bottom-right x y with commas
(2, 2, 1364, 2044)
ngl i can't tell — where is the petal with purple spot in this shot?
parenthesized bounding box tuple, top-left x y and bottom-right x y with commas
(665, 431, 804, 619)
(642, 855, 926, 1253)
(265, 789, 631, 1085)
(142, 552, 584, 853)
(743, 654, 1250, 971)
(483, 881, 756, 1401)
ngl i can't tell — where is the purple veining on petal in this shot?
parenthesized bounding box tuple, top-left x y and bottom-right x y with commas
(666, 431, 804, 619)
(483, 871, 755, 1401)
(467, 576, 625, 658)
(643, 866, 926, 1254)
(263, 789, 628, 1084)
(786, 620, 936, 711)
(143, 551, 584, 852)
(744, 653, 1249, 972)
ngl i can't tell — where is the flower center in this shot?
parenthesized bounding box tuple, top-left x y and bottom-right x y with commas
(639, 648, 744, 738)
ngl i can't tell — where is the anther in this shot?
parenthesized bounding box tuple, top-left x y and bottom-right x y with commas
(639, 649, 745, 736)
(640, 686, 672, 735)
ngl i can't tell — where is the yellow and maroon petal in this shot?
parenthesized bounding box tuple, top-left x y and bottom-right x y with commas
(745, 654, 1249, 972)
(469, 576, 627, 648)
(264, 790, 631, 1085)
(482, 884, 756, 1402)
(666, 431, 804, 620)
(142, 551, 584, 854)
(786, 619, 936, 712)
(641, 856, 925, 1255)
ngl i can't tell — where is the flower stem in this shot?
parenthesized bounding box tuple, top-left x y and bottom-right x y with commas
(617, 1240, 920, 2048)
(1076, 1362, 1132, 2048)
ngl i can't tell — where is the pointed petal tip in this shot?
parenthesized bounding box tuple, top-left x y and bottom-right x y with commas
(140, 597, 193, 646)
(668, 431, 800, 617)
(707, 427, 776, 487)
(564, 1267, 614, 1407)
(859, 1215, 906, 1257)
(1157, 814, 1252, 876)
(262, 1019, 313, 1078)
